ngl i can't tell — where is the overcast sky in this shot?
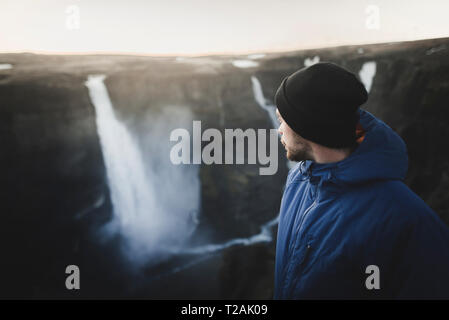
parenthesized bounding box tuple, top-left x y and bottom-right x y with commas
(1, 0, 448, 55)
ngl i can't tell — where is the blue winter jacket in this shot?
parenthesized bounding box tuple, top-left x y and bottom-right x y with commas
(274, 108, 449, 299)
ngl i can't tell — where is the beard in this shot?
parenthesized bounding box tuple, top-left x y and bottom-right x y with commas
(282, 139, 313, 162)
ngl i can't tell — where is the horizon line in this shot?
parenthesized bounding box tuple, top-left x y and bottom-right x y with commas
(0, 36, 448, 58)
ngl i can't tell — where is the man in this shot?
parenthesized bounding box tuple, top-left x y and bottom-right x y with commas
(273, 62, 449, 299)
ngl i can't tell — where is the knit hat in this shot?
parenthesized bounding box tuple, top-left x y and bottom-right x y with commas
(274, 62, 368, 148)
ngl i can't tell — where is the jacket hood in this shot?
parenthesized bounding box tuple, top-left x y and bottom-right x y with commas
(298, 109, 408, 187)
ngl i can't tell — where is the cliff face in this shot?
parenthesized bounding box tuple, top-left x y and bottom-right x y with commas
(0, 37, 448, 298)
(0, 66, 119, 298)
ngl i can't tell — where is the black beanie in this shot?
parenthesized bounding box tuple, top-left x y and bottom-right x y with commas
(274, 62, 368, 148)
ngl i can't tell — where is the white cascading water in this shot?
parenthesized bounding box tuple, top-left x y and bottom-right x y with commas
(85, 74, 197, 265)
(251, 76, 279, 129)
(359, 61, 377, 93)
(85, 72, 281, 275)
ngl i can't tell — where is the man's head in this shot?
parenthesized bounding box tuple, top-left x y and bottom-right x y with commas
(274, 62, 368, 163)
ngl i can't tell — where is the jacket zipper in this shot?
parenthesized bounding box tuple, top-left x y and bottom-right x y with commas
(293, 184, 319, 247)
(297, 190, 318, 235)
(287, 187, 317, 253)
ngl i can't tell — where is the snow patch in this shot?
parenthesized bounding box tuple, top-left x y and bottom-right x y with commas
(304, 56, 320, 67)
(0, 64, 13, 70)
(232, 60, 259, 68)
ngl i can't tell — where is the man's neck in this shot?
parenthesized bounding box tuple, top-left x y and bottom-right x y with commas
(312, 145, 355, 164)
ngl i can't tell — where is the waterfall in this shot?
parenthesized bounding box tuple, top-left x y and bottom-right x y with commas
(359, 61, 377, 93)
(85, 73, 279, 274)
(85, 74, 198, 264)
(251, 75, 295, 169)
(85, 75, 159, 227)
(250, 76, 279, 129)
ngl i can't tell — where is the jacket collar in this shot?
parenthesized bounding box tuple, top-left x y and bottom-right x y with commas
(297, 108, 408, 188)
